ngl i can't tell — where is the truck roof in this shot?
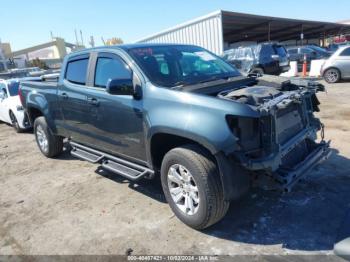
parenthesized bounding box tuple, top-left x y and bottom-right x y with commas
(67, 43, 200, 57)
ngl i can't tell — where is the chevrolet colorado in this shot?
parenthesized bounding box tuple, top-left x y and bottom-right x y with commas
(20, 44, 330, 229)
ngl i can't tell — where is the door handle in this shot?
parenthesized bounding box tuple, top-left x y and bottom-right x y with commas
(87, 97, 99, 106)
(61, 92, 68, 99)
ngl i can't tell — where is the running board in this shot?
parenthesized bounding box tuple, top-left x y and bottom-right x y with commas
(70, 141, 154, 181)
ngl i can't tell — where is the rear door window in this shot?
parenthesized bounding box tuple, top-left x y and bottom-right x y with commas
(340, 47, 350, 56)
(65, 58, 89, 85)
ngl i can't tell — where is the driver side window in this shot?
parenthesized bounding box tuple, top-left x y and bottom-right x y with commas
(94, 56, 131, 88)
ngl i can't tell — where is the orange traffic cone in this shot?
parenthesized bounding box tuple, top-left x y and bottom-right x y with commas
(302, 54, 307, 77)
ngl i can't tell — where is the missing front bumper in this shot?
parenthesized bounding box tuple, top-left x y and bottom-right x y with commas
(274, 140, 331, 191)
(249, 140, 331, 192)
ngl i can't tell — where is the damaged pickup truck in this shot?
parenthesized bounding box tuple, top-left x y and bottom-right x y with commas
(19, 44, 330, 229)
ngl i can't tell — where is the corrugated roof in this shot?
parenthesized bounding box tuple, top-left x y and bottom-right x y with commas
(136, 10, 350, 44)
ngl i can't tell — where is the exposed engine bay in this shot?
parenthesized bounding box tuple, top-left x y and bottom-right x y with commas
(215, 75, 330, 191)
(218, 86, 283, 106)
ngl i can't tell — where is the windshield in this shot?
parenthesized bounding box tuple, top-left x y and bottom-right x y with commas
(8, 81, 20, 96)
(309, 46, 329, 56)
(128, 45, 241, 88)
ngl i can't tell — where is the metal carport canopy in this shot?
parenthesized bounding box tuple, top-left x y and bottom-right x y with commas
(222, 10, 350, 44)
(136, 10, 350, 55)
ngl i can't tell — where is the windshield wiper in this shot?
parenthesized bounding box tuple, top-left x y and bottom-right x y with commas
(197, 75, 233, 84)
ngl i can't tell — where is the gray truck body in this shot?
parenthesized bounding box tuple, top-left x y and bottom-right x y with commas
(20, 44, 330, 200)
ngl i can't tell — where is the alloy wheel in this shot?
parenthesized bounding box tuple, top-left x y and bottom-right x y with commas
(167, 164, 200, 215)
(36, 125, 49, 153)
(325, 69, 339, 83)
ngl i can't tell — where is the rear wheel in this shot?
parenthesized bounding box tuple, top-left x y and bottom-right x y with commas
(34, 116, 63, 158)
(9, 111, 22, 133)
(324, 68, 341, 83)
(161, 144, 229, 230)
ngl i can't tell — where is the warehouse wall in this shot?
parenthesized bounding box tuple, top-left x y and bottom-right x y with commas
(137, 12, 224, 55)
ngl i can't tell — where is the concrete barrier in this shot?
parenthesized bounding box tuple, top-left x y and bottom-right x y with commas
(280, 61, 298, 77)
(309, 59, 326, 77)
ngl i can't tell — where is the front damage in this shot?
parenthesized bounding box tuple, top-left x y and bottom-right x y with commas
(219, 76, 331, 193)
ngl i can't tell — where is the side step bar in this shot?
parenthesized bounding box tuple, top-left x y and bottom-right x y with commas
(70, 142, 154, 181)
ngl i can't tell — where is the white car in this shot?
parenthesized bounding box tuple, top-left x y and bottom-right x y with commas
(321, 45, 350, 83)
(0, 79, 31, 132)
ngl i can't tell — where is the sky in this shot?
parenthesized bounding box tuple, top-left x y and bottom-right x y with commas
(2, 0, 350, 51)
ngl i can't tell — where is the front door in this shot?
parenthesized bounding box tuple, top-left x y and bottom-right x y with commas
(87, 52, 146, 162)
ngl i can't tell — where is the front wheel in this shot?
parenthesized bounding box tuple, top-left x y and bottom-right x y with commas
(34, 116, 63, 158)
(161, 144, 229, 230)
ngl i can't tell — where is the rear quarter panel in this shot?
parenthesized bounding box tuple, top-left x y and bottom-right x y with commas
(21, 81, 63, 134)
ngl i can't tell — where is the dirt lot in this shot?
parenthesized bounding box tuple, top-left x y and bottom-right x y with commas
(0, 80, 349, 255)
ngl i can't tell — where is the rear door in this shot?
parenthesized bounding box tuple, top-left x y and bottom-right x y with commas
(58, 53, 92, 143)
(336, 47, 350, 78)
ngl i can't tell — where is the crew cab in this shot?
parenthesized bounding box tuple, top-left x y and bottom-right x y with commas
(20, 44, 330, 229)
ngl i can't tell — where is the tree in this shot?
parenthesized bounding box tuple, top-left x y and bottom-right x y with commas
(28, 58, 48, 69)
(105, 37, 124, 46)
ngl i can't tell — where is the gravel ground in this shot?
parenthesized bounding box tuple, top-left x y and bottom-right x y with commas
(0, 80, 349, 256)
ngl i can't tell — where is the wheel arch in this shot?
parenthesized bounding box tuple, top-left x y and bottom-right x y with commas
(26, 106, 44, 125)
(149, 132, 215, 171)
(26, 105, 57, 134)
(149, 132, 250, 201)
(323, 66, 342, 78)
(250, 65, 265, 73)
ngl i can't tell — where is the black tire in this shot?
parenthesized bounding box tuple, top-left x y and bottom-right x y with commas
(34, 116, 63, 158)
(161, 144, 229, 230)
(250, 67, 264, 75)
(324, 68, 341, 83)
(9, 111, 22, 133)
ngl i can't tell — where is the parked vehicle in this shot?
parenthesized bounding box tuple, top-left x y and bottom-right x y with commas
(0, 78, 33, 132)
(20, 44, 330, 229)
(287, 45, 330, 71)
(287, 45, 330, 60)
(222, 42, 290, 75)
(321, 46, 350, 83)
(327, 43, 350, 53)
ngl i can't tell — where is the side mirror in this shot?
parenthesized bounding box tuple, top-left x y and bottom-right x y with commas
(106, 78, 134, 96)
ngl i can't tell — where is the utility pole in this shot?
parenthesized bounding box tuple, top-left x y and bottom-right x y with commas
(80, 30, 84, 46)
(89, 36, 95, 47)
(101, 37, 106, 46)
(74, 29, 79, 46)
